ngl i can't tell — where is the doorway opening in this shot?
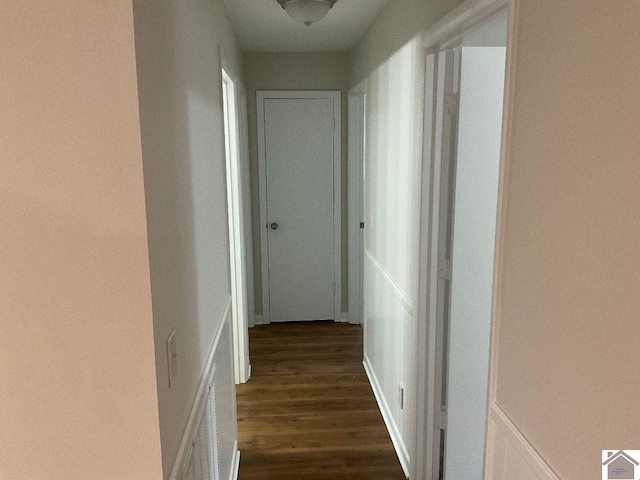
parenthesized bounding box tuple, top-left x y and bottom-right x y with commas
(347, 81, 367, 326)
(416, 8, 510, 480)
(222, 67, 251, 384)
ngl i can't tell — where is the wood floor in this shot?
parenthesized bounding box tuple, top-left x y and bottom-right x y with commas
(236, 321, 406, 480)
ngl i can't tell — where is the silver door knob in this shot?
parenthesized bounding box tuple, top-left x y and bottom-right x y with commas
(270, 222, 279, 230)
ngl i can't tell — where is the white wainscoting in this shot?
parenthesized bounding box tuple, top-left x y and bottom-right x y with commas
(171, 299, 240, 480)
(485, 403, 560, 480)
(364, 251, 412, 478)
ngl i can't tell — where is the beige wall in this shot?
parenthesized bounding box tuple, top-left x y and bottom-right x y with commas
(494, 1, 640, 478)
(0, 1, 163, 479)
(132, 0, 243, 476)
(243, 52, 350, 316)
(349, 0, 464, 86)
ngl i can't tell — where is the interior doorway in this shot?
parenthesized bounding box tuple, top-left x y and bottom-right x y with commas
(347, 81, 367, 326)
(222, 67, 251, 384)
(417, 9, 509, 480)
(257, 90, 342, 324)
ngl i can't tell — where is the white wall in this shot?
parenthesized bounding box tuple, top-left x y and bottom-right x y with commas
(243, 52, 350, 317)
(350, 0, 464, 86)
(0, 1, 163, 478)
(489, 0, 640, 479)
(363, 38, 425, 474)
(132, 0, 243, 476)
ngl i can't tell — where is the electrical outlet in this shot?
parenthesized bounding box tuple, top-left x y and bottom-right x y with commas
(398, 383, 405, 410)
(167, 330, 178, 388)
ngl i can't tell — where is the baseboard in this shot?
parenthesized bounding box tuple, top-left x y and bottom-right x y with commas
(363, 354, 410, 478)
(338, 312, 349, 323)
(229, 444, 240, 480)
(169, 297, 232, 480)
(254, 315, 264, 326)
(485, 403, 560, 480)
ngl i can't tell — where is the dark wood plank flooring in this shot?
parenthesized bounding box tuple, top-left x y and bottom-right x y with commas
(236, 321, 406, 480)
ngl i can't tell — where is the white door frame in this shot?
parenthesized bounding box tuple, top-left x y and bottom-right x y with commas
(412, 0, 515, 478)
(221, 51, 251, 385)
(237, 83, 256, 331)
(347, 80, 367, 326)
(256, 90, 342, 325)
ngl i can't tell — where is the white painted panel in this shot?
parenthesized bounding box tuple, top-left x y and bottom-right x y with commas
(362, 38, 424, 478)
(264, 97, 336, 322)
(445, 46, 506, 480)
(170, 304, 238, 480)
(214, 321, 238, 480)
(364, 252, 411, 476)
(485, 404, 561, 480)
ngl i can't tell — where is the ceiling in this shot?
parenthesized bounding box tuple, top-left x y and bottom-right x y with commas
(223, 0, 389, 52)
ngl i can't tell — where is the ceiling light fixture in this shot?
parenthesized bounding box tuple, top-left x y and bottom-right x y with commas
(277, 0, 338, 26)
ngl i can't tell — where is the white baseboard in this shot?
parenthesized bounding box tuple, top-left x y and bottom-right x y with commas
(169, 298, 232, 480)
(254, 315, 264, 326)
(363, 354, 410, 478)
(229, 444, 240, 480)
(485, 403, 560, 480)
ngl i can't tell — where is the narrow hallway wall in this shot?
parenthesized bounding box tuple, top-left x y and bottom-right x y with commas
(132, 0, 244, 476)
(362, 38, 425, 474)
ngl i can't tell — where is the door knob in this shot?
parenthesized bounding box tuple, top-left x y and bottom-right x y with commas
(270, 222, 279, 230)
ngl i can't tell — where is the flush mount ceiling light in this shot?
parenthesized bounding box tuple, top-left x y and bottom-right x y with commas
(277, 0, 338, 26)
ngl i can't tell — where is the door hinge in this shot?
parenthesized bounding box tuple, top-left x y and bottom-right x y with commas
(445, 91, 459, 115)
(438, 259, 452, 280)
(436, 409, 448, 430)
(360, 222, 365, 229)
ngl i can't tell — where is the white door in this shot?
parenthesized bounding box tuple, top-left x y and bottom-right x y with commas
(437, 46, 506, 480)
(258, 92, 340, 323)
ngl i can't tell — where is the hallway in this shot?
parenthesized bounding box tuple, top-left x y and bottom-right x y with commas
(236, 322, 406, 479)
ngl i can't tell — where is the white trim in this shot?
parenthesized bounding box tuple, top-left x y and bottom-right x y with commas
(486, 403, 560, 480)
(170, 297, 232, 480)
(365, 251, 414, 316)
(237, 82, 256, 337)
(337, 312, 350, 323)
(484, 2, 519, 478)
(253, 315, 264, 326)
(221, 48, 251, 385)
(487, 0, 519, 406)
(228, 443, 241, 480)
(364, 354, 410, 478)
(347, 79, 368, 326)
(412, 47, 443, 480)
(256, 90, 342, 324)
(411, 1, 517, 479)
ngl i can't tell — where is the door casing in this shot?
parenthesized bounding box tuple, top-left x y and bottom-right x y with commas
(413, 1, 516, 479)
(347, 81, 367, 326)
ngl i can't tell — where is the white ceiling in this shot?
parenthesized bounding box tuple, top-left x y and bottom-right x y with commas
(223, 0, 389, 52)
